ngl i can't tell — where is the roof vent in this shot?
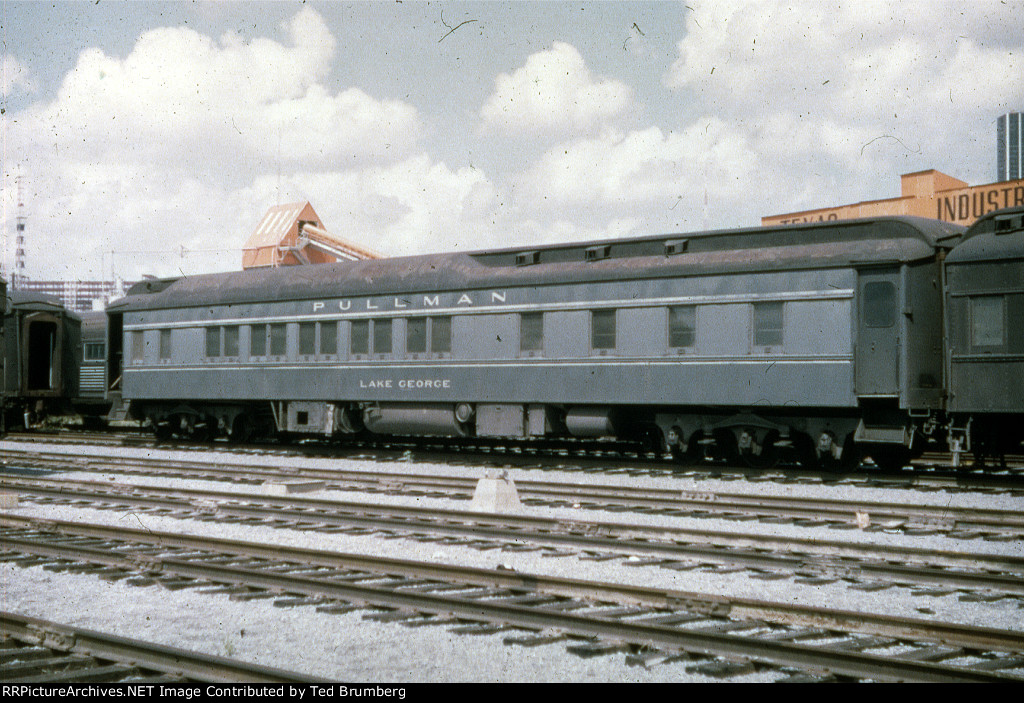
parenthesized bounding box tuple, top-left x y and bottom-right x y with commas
(585, 245, 611, 262)
(515, 251, 540, 266)
(664, 239, 689, 256)
(994, 214, 1024, 235)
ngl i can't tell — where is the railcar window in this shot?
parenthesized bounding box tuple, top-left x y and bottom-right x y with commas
(250, 325, 267, 356)
(863, 282, 896, 328)
(430, 316, 452, 353)
(407, 317, 427, 354)
(753, 302, 784, 347)
(668, 306, 696, 348)
(591, 310, 616, 351)
(85, 342, 106, 360)
(299, 322, 316, 356)
(319, 321, 337, 355)
(224, 326, 239, 357)
(351, 320, 369, 355)
(158, 330, 171, 360)
(131, 331, 144, 363)
(205, 327, 220, 358)
(520, 313, 543, 353)
(374, 319, 393, 354)
(971, 296, 1005, 347)
(270, 324, 287, 356)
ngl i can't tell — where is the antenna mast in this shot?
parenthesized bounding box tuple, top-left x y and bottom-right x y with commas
(14, 172, 27, 289)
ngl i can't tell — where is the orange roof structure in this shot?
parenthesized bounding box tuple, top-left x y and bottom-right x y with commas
(241, 201, 381, 269)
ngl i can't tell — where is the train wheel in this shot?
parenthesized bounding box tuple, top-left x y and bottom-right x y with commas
(635, 424, 665, 458)
(230, 414, 254, 444)
(713, 429, 739, 465)
(818, 433, 860, 473)
(738, 429, 780, 469)
(669, 430, 699, 468)
(685, 430, 712, 463)
(971, 429, 1009, 470)
(790, 433, 819, 469)
(151, 417, 172, 442)
(189, 421, 208, 442)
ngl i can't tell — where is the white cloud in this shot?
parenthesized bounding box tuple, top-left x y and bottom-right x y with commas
(480, 42, 634, 134)
(516, 121, 757, 214)
(12, 6, 420, 178)
(3, 7, 432, 279)
(2, 54, 35, 96)
(665, 0, 1021, 120)
(664, 0, 1023, 201)
(258, 85, 421, 164)
(276, 155, 507, 258)
(480, 1, 1022, 243)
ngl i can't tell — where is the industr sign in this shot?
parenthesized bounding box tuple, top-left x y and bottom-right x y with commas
(935, 181, 1024, 222)
(763, 170, 1024, 227)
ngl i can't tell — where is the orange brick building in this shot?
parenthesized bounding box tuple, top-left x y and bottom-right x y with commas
(763, 169, 1024, 227)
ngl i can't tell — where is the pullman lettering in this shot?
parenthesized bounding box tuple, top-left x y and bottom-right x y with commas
(312, 290, 508, 313)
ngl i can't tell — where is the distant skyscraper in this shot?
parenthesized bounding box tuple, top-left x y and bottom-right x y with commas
(997, 112, 1023, 182)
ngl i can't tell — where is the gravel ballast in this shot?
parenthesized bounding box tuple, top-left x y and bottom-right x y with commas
(2, 440, 1022, 681)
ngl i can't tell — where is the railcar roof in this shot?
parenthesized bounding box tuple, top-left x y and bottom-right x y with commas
(6, 290, 82, 319)
(109, 216, 963, 312)
(946, 206, 1024, 264)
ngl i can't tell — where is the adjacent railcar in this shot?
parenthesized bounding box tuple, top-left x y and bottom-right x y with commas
(943, 206, 1024, 462)
(0, 278, 5, 429)
(2, 290, 82, 427)
(72, 311, 112, 422)
(107, 215, 965, 468)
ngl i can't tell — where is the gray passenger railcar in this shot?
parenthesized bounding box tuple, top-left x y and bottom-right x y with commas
(108, 214, 962, 466)
(944, 206, 1024, 463)
(107, 215, 968, 468)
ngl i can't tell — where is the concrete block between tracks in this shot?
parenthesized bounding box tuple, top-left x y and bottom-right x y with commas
(263, 480, 327, 495)
(470, 471, 522, 514)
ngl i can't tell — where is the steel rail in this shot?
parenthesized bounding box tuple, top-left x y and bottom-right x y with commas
(2, 514, 1023, 668)
(8, 432, 1024, 475)
(0, 532, 1014, 682)
(2, 447, 1022, 534)
(4, 475, 1024, 595)
(0, 611, 326, 683)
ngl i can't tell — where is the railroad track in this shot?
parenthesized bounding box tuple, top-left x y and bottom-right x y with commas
(3, 446, 1023, 539)
(0, 611, 325, 683)
(4, 474, 1024, 599)
(2, 514, 1022, 683)
(7, 431, 1024, 489)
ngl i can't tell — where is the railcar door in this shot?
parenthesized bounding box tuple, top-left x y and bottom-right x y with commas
(105, 311, 125, 420)
(21, 312, 62, 394)
(855, 269, 901, 396)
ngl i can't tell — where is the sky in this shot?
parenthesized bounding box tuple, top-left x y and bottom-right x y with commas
(1, 0, 1021, 282)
